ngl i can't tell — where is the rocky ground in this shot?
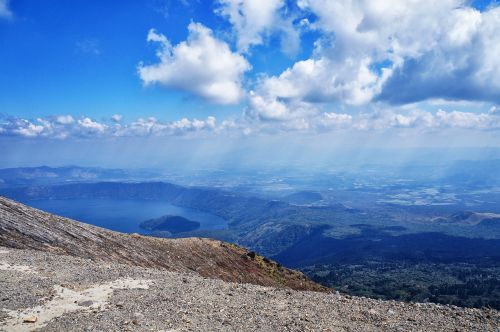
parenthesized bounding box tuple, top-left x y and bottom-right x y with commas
(0, 196, 323, 291)
(1, 195, 499, 331)
(0, 246, 498, 332)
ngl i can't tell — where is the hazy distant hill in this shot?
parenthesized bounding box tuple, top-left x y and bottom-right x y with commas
(0, 166, 161, 188)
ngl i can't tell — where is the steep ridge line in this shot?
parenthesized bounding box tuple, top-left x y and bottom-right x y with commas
(0, 196, 325, 291)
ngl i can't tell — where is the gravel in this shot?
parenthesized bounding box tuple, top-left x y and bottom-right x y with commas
(1, 247, 498, 332)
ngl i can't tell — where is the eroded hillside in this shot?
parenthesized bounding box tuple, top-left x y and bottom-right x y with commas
(0, 196, 323, 291)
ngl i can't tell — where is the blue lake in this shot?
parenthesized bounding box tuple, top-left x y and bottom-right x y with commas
(24, 198, 228, 234)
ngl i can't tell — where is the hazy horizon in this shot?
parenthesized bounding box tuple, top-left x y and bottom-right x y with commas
(2, 0, 500, 169)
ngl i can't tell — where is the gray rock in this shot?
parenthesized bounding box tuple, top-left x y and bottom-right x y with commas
(0, 247, 498, 332)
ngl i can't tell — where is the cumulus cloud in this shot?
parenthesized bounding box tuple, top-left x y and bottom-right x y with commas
(0, 118, 50, 138)
(78, 117, 107, 133)
(13, 120, 45, 138)
(138, 23, 251, 104)
(376, 4, 500, 103)
(245, 55, 391, 122)
(246, 90, 321, 122)
(0, 0, 12, 18)
(216, 0, 282, 51)
(247, 0, 500, 121)
(216, 0, 300, 54)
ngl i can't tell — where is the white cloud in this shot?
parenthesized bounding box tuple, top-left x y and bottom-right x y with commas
(0, 118, 51, 138)
(248, 107, 500, 133)
(171, 116, 216, 132)
(261, 57, 387, 103)
(242, 103, 500, 134)
(246, 56, 390, 121)
(56, 115, 75, 125)
(0, 109, 499, 140)
(111, 114, 123, 122)
(353, 110, 434, 131)
(138, 23, 251, 104)
(246, 92, 295, 121)
(216, 0, 285, 52)
(13, 121, 44, 138)
(78, 118, 107, 133)
(216, 0, 304, 56)
(110, 116, 218, 137)
(352, 109, 500, 131)
(378, 5, 500, 104)
(434, 110, 494, 129)
(318, 112, 353, 129)
(246, 90, 321, 122)
(0, 115, 220, 139)
(247, 1, 500, 121)
(0, 0, 12, 19)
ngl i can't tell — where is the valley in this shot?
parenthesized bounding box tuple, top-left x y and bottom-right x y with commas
(1, 164, 499, 310)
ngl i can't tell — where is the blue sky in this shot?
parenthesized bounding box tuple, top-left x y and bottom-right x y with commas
(0, 0, 309, 120)
(0, 0, 236, 120)
(1, 0, 500, 167)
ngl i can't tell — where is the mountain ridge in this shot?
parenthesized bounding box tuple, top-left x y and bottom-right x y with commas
(0, 196, 324, 291)
(0, 196, 499, 331)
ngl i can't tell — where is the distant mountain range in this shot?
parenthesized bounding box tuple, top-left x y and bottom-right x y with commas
(0, 166, 162, 188)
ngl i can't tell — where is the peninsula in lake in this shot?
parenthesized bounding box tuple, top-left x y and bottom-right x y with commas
(140, 215, 200, 234)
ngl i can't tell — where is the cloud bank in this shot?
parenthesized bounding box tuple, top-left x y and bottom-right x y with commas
(1, 108, 499, 140)
(0, 115, 218, 139)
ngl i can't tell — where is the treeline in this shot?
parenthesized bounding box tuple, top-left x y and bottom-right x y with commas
(305, 262, 500, 310)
